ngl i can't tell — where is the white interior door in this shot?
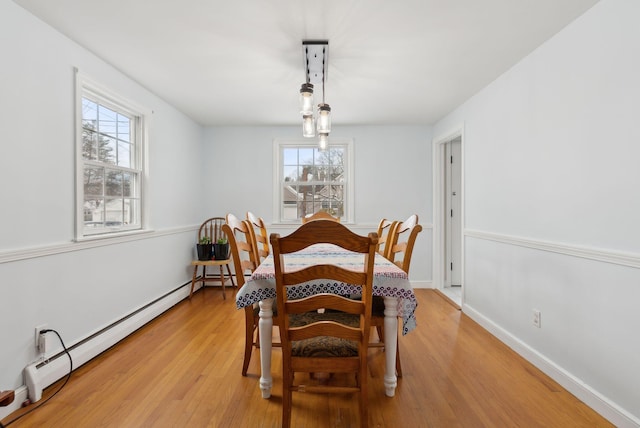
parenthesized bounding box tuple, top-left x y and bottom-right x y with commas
(445, 139, 462, 287)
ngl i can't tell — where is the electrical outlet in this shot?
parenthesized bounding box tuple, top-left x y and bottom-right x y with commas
(39, 332, 49, 354)
(34, 324, 47, 352)
(533, 309, 541, 328)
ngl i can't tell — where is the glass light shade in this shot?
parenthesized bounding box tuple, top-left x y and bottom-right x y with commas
(302, 115, 316, 138)
(318, 133, 329, 152)
(299, 83, 314, 115)
(317, 103, 331, 133)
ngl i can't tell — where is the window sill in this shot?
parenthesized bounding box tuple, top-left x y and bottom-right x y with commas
(75, 228, 154, 243)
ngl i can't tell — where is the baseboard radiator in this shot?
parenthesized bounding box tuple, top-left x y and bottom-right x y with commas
(22, 282, 194, 403)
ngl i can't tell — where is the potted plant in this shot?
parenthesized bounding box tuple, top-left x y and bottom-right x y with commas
(196, 236, 213, 261)
(213, 237, 230, 260)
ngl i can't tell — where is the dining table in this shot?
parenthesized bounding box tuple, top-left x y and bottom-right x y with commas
(235, 243, 418, 398)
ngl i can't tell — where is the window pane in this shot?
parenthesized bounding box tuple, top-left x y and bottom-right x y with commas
(282, 202, 298, 221)
(105, 170, 122, 196)
(82, 129, 98, 160)
(99, 136, 117, 164)
(98, 105, 118, 137)
(84, 166, 104, 196)
(83, 198, 104, 225)
(283, 165, 298, 181)
(117, 113, 131, 143)
(117, 141, 131, 167)
(82, 98, 97, 127)
(299, 148, 314, 164)
(122, 172, 133, 197)
(104, 198, 124, 225)
(283, 148, 298, 165)
(123, 198, 139, 226)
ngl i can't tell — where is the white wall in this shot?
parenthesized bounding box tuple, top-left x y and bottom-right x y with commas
(202, 125, 434, 284)
(8, 0, 634, 423)
(434, 0, 640, 424)
(0, 0, 204, 393)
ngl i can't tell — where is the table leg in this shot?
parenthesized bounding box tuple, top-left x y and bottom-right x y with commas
(258, 298, 274, 398)
(383, 296, 399, 397)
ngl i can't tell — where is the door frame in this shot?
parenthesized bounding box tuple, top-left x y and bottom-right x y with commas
(432, 125, 465, 303)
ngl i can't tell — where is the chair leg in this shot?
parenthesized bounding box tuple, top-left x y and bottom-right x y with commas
(282, 368, 293, 428)
(218, 265, 226, 299)
(359, 366, 368, 428)
(242, 307, 254, 376)
(254, 320, 261, 349)
(189, 265, 199, 299)
(225, 264, 236, 288)
(376, 325, 384, 342)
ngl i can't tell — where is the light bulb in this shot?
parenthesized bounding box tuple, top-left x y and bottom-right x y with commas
(299, 83, 314, 115)
(303, 115, 316, 138)
(317, 103, 331, 133)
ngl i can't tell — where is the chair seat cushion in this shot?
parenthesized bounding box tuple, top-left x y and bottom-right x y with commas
(289, 312, 360, 357)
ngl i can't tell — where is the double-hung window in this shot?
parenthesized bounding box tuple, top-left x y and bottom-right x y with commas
(75, 73, 148, 239)
(274, 139, 354, 223)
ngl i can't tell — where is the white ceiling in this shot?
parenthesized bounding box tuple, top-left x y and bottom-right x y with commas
(15, 0, 599, 126)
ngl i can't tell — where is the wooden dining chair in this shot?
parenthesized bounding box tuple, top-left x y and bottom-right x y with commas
(386, 214, 422, 273)
(376, 218, 398, 258)
(189, 217, 235, 299)
(301, 210, 340, 223)
(370, 214, 422, 377)
(246, 211, 270, 263)
(271, 220, 377, 428)
(224, 214, 275, 376)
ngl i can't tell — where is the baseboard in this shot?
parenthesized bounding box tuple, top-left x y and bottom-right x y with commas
(20, 281, 195, 405)
(409, 280, 432, 289)
(462, 303, 640, 428)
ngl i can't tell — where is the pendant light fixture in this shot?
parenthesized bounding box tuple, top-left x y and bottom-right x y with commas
(318, 133, 329, 152)
(299, 40, 331, 148)
(302, 114, 316, 138)
(299, 83, 314, 116)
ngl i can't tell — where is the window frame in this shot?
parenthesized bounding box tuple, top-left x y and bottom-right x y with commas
(74, 71, 150, 241)
(273, 138, 354, 224)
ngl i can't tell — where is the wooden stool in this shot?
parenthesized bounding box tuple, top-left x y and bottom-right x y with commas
(190, 259, 235, 299)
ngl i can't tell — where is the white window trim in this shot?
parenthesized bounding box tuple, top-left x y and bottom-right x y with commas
(74, 69, 151, 241)
(272, 138, 354, 224)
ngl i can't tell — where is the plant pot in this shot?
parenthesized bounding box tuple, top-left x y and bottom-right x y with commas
(196, 243, 213, 261)
(213, 243, 230, 260)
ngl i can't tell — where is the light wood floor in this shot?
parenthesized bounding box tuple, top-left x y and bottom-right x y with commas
(3, 288, 612, 427)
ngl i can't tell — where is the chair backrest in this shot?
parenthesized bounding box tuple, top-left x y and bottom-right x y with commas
(270, 220, 377, 367)
(301, 211, 340, 224)
(224, 214, 258, 287)
(387, 214, 422, 274)
(376, 218, 398, 258)
(198, 217, 227, 243)
(246, 211, 270, 263)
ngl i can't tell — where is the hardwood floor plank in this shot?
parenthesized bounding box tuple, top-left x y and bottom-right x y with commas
(2, 288, 613, 427)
